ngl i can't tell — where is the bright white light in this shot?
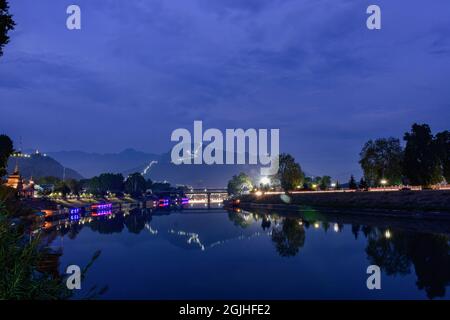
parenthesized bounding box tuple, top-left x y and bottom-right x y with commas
(331, 183, 337, 188)
(255, 191, 263, 197)
(333, 223, 339, 232)
(260, 177, 271, 185)
(385, 230, 392, 239)
(380, 179, 388, 185)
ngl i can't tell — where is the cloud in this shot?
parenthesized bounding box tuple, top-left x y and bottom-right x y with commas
(1, 0, 450, 178)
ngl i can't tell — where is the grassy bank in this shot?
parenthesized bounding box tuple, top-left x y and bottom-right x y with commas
(238, 190, 450, 214)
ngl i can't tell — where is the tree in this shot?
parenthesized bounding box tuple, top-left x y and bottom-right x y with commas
(435, 131, 450, 183)
(87, 173, 124, 195)
(151, 182, 172, 193)
(303, 176, 312, 189)
(276, 153, 304, 192)
(403, 124, 442, 186)
(0, 0, 15, 57)
(227, 172, 253, 196)
(359, 177, 368, 190)
(319, 176, 331, 190)
(0, 134, 13, 177)
(145, 179, 153, 190)
(348, 175, 357, 190)
(124, 173, 147, 197)
(37, 176, 61, 186)
(359, 137, 403, 186)
(54, 180, 70, 196)
(65, 179, 81, 195)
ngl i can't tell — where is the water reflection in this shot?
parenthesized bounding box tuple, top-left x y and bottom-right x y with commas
(40, 206, 450, 299)
(365, 229, 450, 299)
(271, 218, 306, 257)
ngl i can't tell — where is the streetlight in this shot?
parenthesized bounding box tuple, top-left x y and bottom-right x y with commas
(260, 177, 271, 185)
(384, 230, 392, 239)
(380, 179, 388, 189)
(331, 182, 337, 188)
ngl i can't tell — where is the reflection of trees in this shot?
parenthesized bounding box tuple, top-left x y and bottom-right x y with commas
(366, 230, 411, 276)
(351, 224, 360, 239)
(412, 234, 450, 298)
(227, 211, 252, 228)
(45, 210, 154, 239)
(88, 215, 125, 234)
(261, 217, 271, 230)
(271, 218, 305, 257)
(365, 229, 450, 299)
(47, 223, 84, 240)
(124, 211, 152, 234)
(361, 225, 374, 238)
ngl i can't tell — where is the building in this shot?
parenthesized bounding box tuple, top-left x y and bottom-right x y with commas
(4, 164, 35, 198)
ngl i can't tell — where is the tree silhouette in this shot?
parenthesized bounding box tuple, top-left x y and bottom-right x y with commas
(403, 124, 442, 186)
(359, 137, 403, 186)
(124, 172, 147, 197)
(358, 177, 368, 190)
(348, 175, 357, 190)
(276, 153, 304, 192)
(0, 134, 13, 177)
(435, 130, 450, 183)
(0, 0, 14, 57)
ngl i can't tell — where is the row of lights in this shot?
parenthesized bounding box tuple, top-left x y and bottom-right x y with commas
(260, 177, 390, 188)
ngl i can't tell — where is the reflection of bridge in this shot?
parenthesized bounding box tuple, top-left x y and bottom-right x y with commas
(185, 189, 229, 207)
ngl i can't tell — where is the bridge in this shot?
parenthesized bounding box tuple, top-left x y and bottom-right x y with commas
(184, 188, 229, 207)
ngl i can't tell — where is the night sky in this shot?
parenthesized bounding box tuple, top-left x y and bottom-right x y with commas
(1, 0, 449, 180)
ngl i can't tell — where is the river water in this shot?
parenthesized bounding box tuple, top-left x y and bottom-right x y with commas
(43, 206, 450, 299)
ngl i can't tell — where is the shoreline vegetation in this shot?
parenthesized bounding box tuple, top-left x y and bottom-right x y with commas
(232, 189, 450, 218)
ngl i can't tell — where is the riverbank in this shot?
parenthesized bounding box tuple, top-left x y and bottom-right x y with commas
(21, 196, 139, 212)
(233, 189, 450, 220)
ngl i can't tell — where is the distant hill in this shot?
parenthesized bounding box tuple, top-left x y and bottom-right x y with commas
(20, 148, 324, 188)
(48, 149, 160, 178)
(47, 148, 265, 188)
(124, 151, 265, 188)
(7, 153, 83, 180)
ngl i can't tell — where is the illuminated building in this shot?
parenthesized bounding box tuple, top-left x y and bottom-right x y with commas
(4, 164, 35, 198)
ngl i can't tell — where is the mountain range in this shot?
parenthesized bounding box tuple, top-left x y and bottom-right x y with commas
(48, 148, 263, 188)
(7, 153, 83, 180)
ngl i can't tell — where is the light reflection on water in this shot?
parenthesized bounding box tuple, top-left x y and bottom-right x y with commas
(42, 206, 450, 300)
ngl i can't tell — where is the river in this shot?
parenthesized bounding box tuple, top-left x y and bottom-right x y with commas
(42, 205, 450, 299)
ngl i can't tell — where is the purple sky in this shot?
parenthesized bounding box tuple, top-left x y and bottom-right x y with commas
(1, 0, 450, 180)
